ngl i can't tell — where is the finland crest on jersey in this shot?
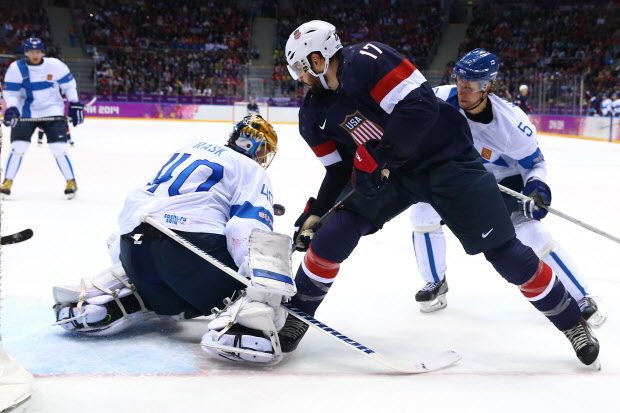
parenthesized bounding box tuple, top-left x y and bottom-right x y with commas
(118, 138, 275, 235)
(2, 57, 78, 118)
(339, 110, 384, 145)
(433, 85, 546, 182)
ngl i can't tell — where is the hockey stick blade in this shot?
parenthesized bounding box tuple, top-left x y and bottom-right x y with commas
(285, 305, 461, 374)
(142, 215, 461, 374)
(1, 229, 34, 245)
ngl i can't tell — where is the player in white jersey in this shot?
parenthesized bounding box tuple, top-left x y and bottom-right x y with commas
(600, 94, 612, 116)
(612, 92, 620, 116)
(410, 49, 605, 328)
(1, 38, 84, 199)
(53, 115, 296, 364)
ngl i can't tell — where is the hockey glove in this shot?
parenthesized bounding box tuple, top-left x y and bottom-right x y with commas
(3, 106, 20, 127)
(352, 141, 390, 199)
(69, 101, 84, 126)
(521, 178, 552, 220)
(293, 197, 320, 252)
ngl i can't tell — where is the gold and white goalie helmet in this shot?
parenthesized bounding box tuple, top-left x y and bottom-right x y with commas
(285, 20, 342, 81)
(227, 115, 278, 169)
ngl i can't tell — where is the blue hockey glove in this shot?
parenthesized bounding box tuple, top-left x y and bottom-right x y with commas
(69, 101, 84, 126)
(293, 197, 320, 252)
(352, 141, 390, 199)
(521, 178, 552, 220)
(3, 106, 20, 127)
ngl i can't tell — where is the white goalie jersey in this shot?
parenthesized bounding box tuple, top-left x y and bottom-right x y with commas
(433, 85, 547, 184)
(118, 138, 275, 267)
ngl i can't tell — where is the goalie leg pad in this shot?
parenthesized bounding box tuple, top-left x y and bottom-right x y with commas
(201, 294, 283, 364)
(53, 263, 156, 336)
(248, 229, 296, 299)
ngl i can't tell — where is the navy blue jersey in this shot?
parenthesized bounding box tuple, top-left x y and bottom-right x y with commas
(298, 41, 474, 214)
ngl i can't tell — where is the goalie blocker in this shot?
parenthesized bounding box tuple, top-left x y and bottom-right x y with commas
(201, 229, 296, 364)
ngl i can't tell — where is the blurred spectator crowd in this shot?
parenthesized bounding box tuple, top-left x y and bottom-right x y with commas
(74, 0, 251, 97)
(1, 0, 619, 115)
(455, 0, 619, 115)
(0, 0, 61, 86)
(272, 0, 446, 99)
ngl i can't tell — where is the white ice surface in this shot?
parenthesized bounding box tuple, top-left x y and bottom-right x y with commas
(1, 120, 618, 413)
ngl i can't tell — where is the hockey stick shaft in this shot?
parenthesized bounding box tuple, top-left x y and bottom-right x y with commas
(318, 188, 356, 225)
(498, 184, 620, 245)
(141, 215, 459, 374)
(18, 116, 67, 122)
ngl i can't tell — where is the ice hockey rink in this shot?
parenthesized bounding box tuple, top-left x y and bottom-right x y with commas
(1, 118, 618, 412)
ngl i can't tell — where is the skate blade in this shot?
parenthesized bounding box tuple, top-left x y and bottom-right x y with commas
(419, 295, 447, 313)
(586, 311, 606, 328)
(65, 192, 76, 200)
(586, 358, 601, 371)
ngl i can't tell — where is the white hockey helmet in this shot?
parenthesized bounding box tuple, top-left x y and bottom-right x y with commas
(285, 20, 342, 81)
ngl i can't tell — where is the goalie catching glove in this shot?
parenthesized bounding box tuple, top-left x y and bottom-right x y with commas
(201, 229, 296, 365)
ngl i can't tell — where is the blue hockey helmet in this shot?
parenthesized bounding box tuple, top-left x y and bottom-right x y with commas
(23, 37, 45, 52)
(227, 115, 278, 169)
(452, 48, 499, 90)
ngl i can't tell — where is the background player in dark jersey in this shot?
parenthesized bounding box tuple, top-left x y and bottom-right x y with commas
(279, 20, 600, 367)
(515, 84, 532, 114)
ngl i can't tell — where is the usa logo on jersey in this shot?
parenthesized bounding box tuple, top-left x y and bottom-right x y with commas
(339, 111, 383, 146)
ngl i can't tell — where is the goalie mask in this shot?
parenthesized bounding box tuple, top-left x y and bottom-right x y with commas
(227, 115, 278, 169)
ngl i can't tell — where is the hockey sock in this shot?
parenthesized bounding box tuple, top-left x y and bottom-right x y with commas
(520, 261, 581, 331)
(4, 141, 30, 180)
(545, 245, 588, 301)
(412, 228, 446, 284)
(485, 237, 580, 331)
(290, 246, 339, 316)
(49, 142, 76, 180)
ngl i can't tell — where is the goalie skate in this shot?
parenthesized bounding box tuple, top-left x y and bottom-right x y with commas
(415, 278, 448, 313)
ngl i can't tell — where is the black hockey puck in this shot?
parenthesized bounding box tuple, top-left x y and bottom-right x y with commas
(274, 203, 285, 216)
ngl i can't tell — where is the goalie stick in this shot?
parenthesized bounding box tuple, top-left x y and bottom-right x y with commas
(1, 229, 33, 245)
(142, 214, 461, 374)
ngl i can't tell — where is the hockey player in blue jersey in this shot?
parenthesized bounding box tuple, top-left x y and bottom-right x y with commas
(410, 49, 604, 328)
(1, 38, 83, 198)
(279, 21, 600, 367)
(53, 116, 296, 364)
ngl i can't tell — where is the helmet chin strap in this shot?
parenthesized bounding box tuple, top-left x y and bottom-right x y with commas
(462, 91, 487, 112)
(318, 74, 330, 89)
(317, 59, 331, 90)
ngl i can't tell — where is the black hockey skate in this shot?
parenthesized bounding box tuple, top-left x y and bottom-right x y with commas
(278, 314, 309, 353)
(563, 318, 600, 367)
(578, 296, 606, 328)
(415, 278, 448, 313)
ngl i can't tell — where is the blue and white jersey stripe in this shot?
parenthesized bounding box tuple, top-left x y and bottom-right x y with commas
(2, 57, 78, 118)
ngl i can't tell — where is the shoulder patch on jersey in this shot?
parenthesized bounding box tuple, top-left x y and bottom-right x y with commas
(339, 110, 383, 146)
(481, 147, 493, 160)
